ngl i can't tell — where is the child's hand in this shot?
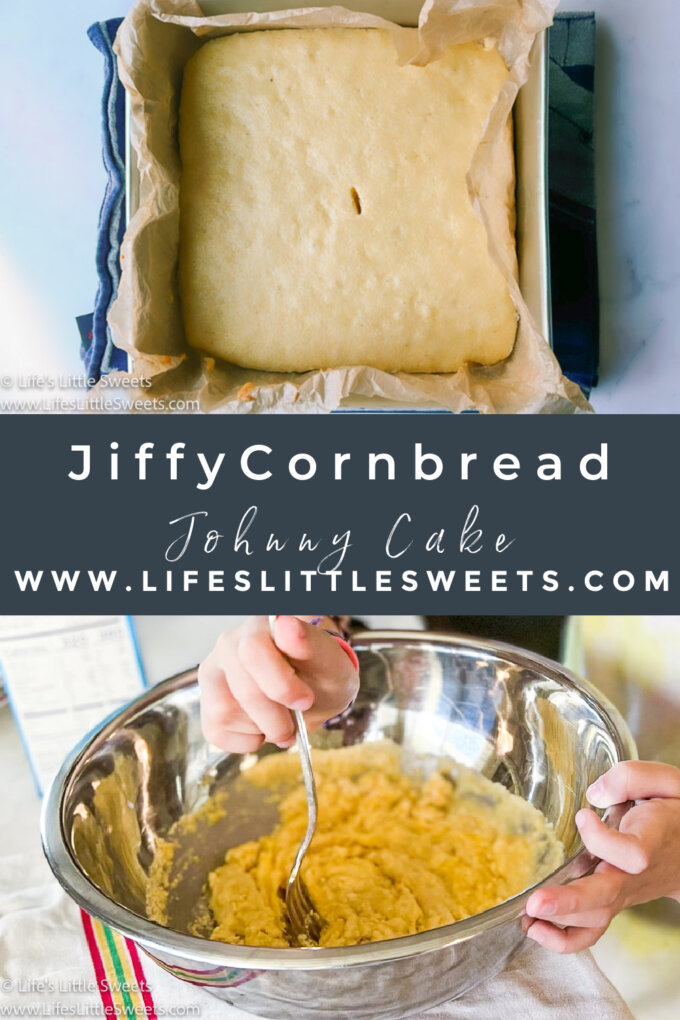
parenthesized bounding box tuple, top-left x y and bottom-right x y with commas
(198, 616, 359, 754)
(525, 761, 680, 953)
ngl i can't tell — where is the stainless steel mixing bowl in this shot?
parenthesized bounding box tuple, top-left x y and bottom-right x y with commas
(42, 631, 636, 1019)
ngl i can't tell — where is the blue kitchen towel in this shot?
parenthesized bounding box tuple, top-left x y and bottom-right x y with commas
(83, 13, 599, 394)
(81, 18, 127, 382)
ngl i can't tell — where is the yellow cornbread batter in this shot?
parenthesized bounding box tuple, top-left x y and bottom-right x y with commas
(208, 743, 563, 948)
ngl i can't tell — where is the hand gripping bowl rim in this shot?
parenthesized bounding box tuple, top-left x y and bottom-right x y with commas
(41, 631, 636, 971)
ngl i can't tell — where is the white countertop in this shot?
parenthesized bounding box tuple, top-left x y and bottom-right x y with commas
(0, 0, 677, 412)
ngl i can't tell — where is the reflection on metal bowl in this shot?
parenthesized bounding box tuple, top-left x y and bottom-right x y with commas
(42, 632, 635, 1020)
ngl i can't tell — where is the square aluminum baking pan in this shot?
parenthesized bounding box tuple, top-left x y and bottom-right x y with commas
(125, 1, 551, 408)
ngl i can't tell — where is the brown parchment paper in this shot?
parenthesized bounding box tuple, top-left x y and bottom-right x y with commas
(105, 0, 592, 415)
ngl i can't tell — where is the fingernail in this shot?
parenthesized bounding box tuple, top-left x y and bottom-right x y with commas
(528, 895, 555, 917)
(287, 612, 305, 636)
(575, 809, 589, 827)
(290, 695, 313, 711)
(276, 735, 297, 749)
(587, 779, 603, 799)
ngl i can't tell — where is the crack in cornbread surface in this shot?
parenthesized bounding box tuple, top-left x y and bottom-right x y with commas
(207, 743, 563, 948)
(179, 29, 517, 373)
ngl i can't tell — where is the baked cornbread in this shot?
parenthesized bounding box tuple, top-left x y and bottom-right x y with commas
(179, 29, 517, 373)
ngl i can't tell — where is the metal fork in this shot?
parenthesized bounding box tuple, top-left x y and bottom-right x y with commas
(285, 708, 323, 944)
(268, 617, 323, 944)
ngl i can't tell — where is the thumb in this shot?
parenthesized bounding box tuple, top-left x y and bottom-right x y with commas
(274, 616, 353, 672)
(271, 615, 314, 661)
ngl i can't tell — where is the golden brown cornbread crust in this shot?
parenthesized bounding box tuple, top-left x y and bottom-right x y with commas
(179, 28, 517, 373)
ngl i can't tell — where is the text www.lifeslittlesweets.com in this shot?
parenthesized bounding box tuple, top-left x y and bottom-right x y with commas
(10, 568, 670, 596)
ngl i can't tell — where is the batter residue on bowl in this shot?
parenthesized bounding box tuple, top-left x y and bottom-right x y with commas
(206, 742, 563, 948)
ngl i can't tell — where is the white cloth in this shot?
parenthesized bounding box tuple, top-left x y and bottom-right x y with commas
(0, 851, 632, 1020)
(426, 942, 634, 1019)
